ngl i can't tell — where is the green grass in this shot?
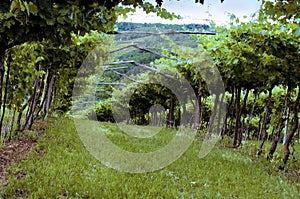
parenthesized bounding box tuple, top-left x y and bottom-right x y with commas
(99, 122, 177, 152)
(2, 118, 299, 198)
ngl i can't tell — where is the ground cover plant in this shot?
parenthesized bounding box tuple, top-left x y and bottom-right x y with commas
(1, 118, 299, 198)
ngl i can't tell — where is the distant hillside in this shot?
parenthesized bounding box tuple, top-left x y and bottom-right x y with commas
(115, 22, 212, 32)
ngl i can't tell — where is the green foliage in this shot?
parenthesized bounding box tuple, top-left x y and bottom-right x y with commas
(7, 42, 44, 109)
(198, 17, 299, 91)
(88, 101, 114, 122)
(139, 2, 181, 20)
(0, 0, 118, 52)
(54, 31, 113, 113)
(262, 0, 300, 23)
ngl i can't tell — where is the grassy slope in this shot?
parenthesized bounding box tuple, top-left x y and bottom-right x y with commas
(2, 118, 299, 198)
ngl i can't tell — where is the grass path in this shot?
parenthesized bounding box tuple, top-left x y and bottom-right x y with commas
(1, 118, 299, 198)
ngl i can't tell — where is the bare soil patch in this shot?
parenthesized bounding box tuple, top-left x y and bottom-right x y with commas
(0, 119, 47, 193)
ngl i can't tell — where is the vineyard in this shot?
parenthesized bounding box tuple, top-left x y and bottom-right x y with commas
(0, 0, 300, 198)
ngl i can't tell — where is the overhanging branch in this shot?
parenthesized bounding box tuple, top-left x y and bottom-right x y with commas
(109, 60, 174, 79)
(96, 82, 126, 88)
(108, 68, 141, 83)
(110, 44, 180, 61)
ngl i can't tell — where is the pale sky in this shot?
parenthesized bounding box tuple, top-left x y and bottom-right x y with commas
(118, 0, 263, 25)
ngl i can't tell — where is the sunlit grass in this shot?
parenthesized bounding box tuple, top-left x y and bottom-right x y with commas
(2, 118, 299, 198)
(101, 122, 178, 153)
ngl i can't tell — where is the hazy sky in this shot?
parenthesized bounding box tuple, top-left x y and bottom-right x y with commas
(118, 0, 263, 25)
